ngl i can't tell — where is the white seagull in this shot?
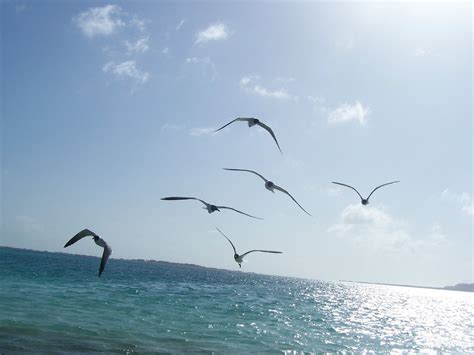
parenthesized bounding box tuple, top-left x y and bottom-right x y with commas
(64, 229, 112, 277)
(214, 117, 282, 153)
(223, 168, 311, 216)
(216, 228, 282, 268)
(332, 181, 400, 205)
(161, 197, 263, 220)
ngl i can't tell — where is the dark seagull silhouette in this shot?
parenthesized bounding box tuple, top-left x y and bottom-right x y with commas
(161, 197, 263, 220)
(216, 228, 282, 268)
(64, 229, 112, 277)
(214, 117, 282, 153)
(223, 168, 311, 216)
(332, 181, 400, 205)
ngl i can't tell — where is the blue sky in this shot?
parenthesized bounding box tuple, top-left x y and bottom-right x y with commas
(1, 1, 472, 287)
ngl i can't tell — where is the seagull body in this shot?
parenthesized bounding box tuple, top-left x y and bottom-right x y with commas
(214, 117, 282, 153)
(216, 228, 282, 268)
(64, 229, 112, 277)
(161, 196, 263, 220)
(223, 168, 311, 216)
(332, 181, 400, 205)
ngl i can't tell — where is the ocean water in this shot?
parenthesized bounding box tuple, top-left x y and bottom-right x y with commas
(1, 247, 472, 353)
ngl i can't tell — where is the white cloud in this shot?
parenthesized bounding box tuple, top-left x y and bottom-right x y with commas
(76, 5, 125, 37)
(176, 19, 186, 31)
(162, 47, 170, 55)
(414, 47, 427, 57)
(103, 60, 149, 85)
(190, 127, 215, 136)
(441, 189, 473, 216)
(327, 204, 447, 254)
(195, 23, 229, 45)
(75, 5, 147, 38)
(125, 37, 149, 54)
(327, 101, 370, 125)
(240, 76, 296, 100)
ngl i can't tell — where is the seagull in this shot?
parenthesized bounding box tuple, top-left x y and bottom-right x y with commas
(214, 117, 282, 153)
(216, 228, 282, 268)
(64, 229, 112, 277)
(161, 197, 263, 220)
(223, 168, 311, 216)
(332, 181, 400, 205)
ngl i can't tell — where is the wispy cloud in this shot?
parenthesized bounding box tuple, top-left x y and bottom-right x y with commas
(327, 101, 370, 125)
(103, 60, 149, 85)
(441, 189, 473, 216)
(240, 76, 296, 100)
(162, 47, 170, 56)
(161, 123, 184, 132)
(125, 37, 149, 54)
(176, 19, 186, 31)
(184, 57, 218, 81)
(190, 127, 215, 136)
(75, 5, 125, 37)
(195, 23, 229, 45)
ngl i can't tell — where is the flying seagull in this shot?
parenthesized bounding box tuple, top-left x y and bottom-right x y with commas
(161, 197, 263, 220)
(214, 117, 282, 153)
(223, 168, 311, 216)
(64, 229, 112, 277)
(216, 227, 282, 268)
(332, 181, 400, 205)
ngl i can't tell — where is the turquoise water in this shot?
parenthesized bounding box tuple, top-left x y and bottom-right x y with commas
(1, 247, 473, 353)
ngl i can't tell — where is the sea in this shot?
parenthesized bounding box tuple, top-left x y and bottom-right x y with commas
(1, 247, 473, 353)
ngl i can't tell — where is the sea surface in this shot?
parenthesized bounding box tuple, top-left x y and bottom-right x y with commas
(1, 247, 473, 353)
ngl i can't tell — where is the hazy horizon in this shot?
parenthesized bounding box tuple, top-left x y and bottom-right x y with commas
(1, 1, 472, 288)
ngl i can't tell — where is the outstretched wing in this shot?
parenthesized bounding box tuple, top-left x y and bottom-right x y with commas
(216, 205, 264, 220)
(273, 185, 311, 216)
(367, 181, 400, 201)
(64, 229, 97, 248)
(256, 121, 282, 154)
(331, 182, 364, 201)
(223, 168, 268, 183)
(241, 250, 283, 258)
(98, 243, 112, 277)
(161, 197, 209, 207)
(216, 227, 237, 254)
(214, 118, 250, 132)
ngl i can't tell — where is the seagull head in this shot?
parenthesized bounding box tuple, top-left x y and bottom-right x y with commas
(210, 205, 220, 212)
(248, 118, 259, 127)
(361, 199, 369, 205)
(265, 181, 275, 192)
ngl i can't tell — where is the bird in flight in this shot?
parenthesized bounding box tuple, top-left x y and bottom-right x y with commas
(332, 181, 400, 205)
(216, 227, 282, 268)
(214, 117, 282, 153)
(64, 229, 112, 277)
(223, 168, 311, 216)
(161, 197, 263, 220)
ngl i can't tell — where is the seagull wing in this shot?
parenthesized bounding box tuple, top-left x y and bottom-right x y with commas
(98, 243, 112, 277)
(240, 250, 283, 258)
(216, 205, 263, 220)
(161, 197, 210, 208)
(256, 121, 282, 154)
(214, 118, 250, 132)
(273, 184, 311, 216)
(64, 229, 98, 248)
(367, 181, 400, 201)
(223, 168, 268, 183)
(216, 227, 237, 254)
(331, 182, 364, 201)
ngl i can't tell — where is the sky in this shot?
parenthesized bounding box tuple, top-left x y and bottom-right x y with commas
(1, 1, 472, 287)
